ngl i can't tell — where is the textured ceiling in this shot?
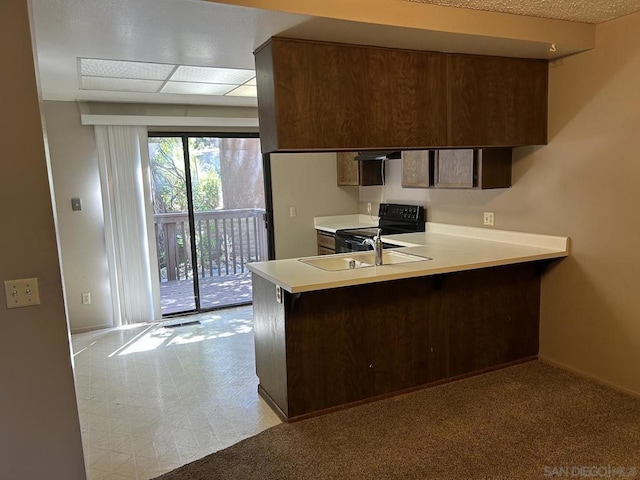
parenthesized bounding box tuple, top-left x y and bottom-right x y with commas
(404, 0, 640, 23)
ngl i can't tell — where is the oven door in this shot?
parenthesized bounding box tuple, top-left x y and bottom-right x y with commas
(334, 234, 370, 253)
(334, 229, 401, 254)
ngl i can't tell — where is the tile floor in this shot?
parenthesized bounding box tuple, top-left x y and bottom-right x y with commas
(72, 305, 281, 480)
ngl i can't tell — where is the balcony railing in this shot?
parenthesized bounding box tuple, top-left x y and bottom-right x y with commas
(153, 208, 267, 282)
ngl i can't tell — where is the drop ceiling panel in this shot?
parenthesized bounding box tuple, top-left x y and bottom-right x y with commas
(225, 85, 258, 97)
(161, 82, 236, 95)
(81, 77, 165, 93)
(31, 0, 312, 106)
(169, 66, 255, 84)
(80, 58, 176, 80)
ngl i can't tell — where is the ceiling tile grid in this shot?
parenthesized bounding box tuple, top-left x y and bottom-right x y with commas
(78, 58, 258, 97)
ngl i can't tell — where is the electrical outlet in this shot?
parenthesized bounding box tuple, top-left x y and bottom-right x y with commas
(483, 212, 495, 226)
(275, 285, 282, 304)
(82, 292, 91, 305)
(289, 206, 297, 217)
(367, 202, 372, 214)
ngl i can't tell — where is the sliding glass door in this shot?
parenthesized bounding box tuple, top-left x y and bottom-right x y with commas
(148, 136, 196, 313)
(148, 134, 268, 316)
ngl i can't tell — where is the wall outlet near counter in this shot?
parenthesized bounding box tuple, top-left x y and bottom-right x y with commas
(275, 285, 282, 304)
(289, 206, 297, 217)
(483, 212, 495, 226)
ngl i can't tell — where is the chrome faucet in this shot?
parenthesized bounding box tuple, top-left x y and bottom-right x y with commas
(362, 228, 383, 265)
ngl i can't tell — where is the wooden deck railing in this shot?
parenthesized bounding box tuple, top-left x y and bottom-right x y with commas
(153, 208, 267, 282)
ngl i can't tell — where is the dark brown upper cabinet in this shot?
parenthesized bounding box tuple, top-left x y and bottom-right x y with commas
(254, 37, 448, 153)
(401, 148, 512, 189)
(337, 152, 383, 186)
(447, 55, 548, 147)
(254, 37, 548, 153)
(432, 149, 512, 189)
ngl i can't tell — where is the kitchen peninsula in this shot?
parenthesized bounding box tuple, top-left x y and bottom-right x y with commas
(248, 223, 568, 421)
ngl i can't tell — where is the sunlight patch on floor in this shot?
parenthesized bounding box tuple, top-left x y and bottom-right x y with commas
(71, 305, 281, 480)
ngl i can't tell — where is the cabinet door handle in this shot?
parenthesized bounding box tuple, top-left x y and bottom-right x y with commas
(368, 364, 374, 369)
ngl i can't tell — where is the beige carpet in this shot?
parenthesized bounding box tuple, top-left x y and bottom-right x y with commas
(154, 361, 640, 480)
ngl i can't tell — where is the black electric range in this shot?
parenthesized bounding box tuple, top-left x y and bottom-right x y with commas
(334, 203, 425, 253)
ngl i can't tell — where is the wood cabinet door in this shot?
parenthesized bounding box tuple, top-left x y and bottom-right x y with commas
(444, 264, 540, 377)
(432, 148, 512, 189)
(477, 148, 512, 189)
(448, 55, 548, 147)
(317, 246, 334, 255)
(337, 153, 383, 186)
(285, 287, 369, 417)
(256, 37, 448, 152)
(362, 277, 446, 396)
(284, 277, 447, 416)
(317, 230, 335, 255)
(358, 160, 384, 186)
(256, 38, 548, 152)
(433, 149, 476, 188)
(401, 150, 432, 188)
(336, 152, 359, 186)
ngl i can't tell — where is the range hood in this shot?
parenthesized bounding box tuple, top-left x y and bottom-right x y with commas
(354, 151, 401, 161)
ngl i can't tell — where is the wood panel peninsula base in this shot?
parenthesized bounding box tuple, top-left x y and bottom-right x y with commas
(252, 262, 545, 422)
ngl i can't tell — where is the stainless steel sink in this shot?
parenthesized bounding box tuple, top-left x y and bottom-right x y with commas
(299, 250, 432, 271)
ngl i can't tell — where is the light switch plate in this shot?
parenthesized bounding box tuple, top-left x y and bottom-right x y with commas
(4, 278, 41, 309)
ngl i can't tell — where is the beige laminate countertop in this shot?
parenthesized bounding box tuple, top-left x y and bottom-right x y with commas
(314, 214, 378, 233)
(248, 222, 569, 294)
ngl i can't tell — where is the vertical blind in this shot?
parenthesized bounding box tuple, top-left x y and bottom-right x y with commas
(96, 125, 155, 325)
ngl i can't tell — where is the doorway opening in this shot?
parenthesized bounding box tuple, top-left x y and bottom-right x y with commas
(147, 133, 269, 316)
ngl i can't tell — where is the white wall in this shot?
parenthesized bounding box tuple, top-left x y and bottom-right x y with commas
(45, 101, 114, 332)
(0, 2, 86, 478)
(360, 11, 640, 395)
(358, 158, 507, 224)
(271, 153, 359, 259)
